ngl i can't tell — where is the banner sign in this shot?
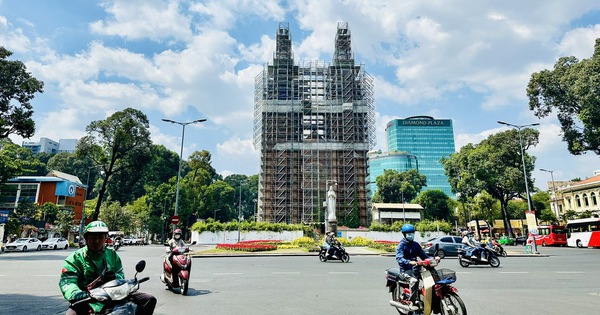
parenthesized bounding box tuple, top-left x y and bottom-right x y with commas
(0, 209, 9, 224)
(55, 181, 77, 197)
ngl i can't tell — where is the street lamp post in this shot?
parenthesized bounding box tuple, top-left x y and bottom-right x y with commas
(540, 168, 558, 220)
(238, 184, 242, 242)
(162, 118, 207, 232)
(498, 120, 540, 253)
(79, 165, 102, 242)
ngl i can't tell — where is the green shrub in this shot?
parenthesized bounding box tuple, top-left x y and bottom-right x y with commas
(191, 219, 305, 233)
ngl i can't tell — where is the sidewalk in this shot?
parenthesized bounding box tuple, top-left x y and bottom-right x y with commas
(190, 246, 549, 258)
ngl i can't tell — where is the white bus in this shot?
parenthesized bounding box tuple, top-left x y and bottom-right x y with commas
(565, 218, 600, 248)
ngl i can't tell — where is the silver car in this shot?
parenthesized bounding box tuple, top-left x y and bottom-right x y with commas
(5, 238, 42, 252)
(421, 235, 463, 258)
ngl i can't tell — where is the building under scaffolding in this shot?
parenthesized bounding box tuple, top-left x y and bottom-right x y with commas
(253, 22, 375, 226)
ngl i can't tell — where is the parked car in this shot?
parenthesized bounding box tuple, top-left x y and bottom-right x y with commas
(4, 238, 42, 252)
(514, 235, 527, 246)
(421, 235, 463, 258)
(41, 237, 69, 250)
(498, 235, 515, 246)
(122, 236, 144, 245)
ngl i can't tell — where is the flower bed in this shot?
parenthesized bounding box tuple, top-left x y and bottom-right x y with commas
(216, 240, 281, 252)
(369, 240, 398, 252)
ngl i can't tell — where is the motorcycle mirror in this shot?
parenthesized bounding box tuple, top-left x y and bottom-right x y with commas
(135, 260, 146, 273)
(163, 243, 169, 246)
(191, 241, 197, 245)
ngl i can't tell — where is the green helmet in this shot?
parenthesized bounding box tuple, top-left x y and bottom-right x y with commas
(83, 220, 109, 238)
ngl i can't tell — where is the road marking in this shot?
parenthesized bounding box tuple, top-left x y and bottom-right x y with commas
(35, 275, 59, 277)
(499, 272, 528, 274)
(328, 272, 358, 275)
(213, 272, 244, 276)
(271, 272, 300, 275)
(556, 271, 583, 274)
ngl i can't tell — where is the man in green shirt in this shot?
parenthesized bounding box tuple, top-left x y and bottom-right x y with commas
(59, 221, 156, 314)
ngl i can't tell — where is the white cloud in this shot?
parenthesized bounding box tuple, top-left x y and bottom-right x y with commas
(91, 0, 193, 42)
(557, 24, 600, 60)
(216, 136, 259, 176)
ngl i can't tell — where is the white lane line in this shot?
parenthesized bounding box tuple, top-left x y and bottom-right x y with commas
(556, 271, 583, 274)
(271, 272, 301, 275)
(499, 272, 529, 274)
(328, 272, 358, 275)
(213, 272, 244, 276)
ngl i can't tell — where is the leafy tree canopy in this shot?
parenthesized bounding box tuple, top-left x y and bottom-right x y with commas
(0, 47, 43, 139)
(77, 108, 152, 219)
(373, 169, 427, 203)
(527, 38, 600, 155)
(413, 189, 455, 221)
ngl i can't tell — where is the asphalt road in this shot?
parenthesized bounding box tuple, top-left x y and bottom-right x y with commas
(1, 245, 599, 314)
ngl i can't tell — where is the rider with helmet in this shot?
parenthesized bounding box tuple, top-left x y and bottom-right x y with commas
(164, 228, 186, 287)
(395, 223, 435, 311)
(59, 221, 156, 315)
(462, 230, 485, 261)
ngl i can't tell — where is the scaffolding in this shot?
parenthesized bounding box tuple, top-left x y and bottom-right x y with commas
(253, 22, 375, 225)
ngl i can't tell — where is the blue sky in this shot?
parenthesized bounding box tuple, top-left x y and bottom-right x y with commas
(2, 0, 599, 192)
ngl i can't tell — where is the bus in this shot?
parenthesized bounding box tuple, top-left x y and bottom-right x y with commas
(565, 218, 600, 248)
(534, 225, 567, 246)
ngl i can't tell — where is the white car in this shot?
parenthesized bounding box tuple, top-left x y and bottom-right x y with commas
(42, 237, 69, 250)
(5, 238, 42, 252)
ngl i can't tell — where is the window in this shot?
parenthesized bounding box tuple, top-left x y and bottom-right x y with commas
(583, 194, 589, 206)
(592, 192, 597, 206)
(576, 195, 581, 207)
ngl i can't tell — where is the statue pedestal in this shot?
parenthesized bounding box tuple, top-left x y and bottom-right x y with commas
(328, 220, 337, 235)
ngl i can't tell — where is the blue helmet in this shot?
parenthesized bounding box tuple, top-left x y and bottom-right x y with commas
(401, 224, 415, 233)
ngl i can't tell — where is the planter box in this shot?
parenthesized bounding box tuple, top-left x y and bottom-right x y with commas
(191, 230, 303, 245)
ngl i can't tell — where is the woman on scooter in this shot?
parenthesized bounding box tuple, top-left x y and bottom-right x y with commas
(395, 223, 438, 311)
(164, 229, 186, 286)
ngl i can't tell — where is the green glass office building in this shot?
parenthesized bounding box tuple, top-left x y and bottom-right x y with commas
(368, 150, 419, 198)
(385, 116, 456, 197)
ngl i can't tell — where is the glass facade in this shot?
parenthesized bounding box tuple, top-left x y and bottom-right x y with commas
(368, 151, 418, 198)
(385, 116, 456, 197)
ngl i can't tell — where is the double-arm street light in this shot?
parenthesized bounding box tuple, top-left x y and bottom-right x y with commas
(162, 118, 207, 231)
(540, 168, 559, 219)
(498, 120, 540, 253)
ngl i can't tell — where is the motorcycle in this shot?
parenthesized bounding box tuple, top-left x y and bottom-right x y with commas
(319, 242, 350, 263)
(458, 244, 500, 267)
(491, 244, 506, 257)
(70, 260, 149, 315)
(162, 241, 196, 295)
(385, 258, 467, 315)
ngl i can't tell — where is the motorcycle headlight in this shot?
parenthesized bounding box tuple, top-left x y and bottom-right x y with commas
(95, 282, 134, 301)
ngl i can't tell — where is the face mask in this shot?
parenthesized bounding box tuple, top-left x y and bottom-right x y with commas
(406, 233, 415, 241)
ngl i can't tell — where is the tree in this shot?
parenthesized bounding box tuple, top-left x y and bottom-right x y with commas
(527, 38, 600, 155)
(40, 202, 59, 224)
(76, 108, 152, 220)
(442, 129, 539, 237)
(0, 47, 43, 139)
(0, 143, 24, 192)
(413, 189, 454, 221)
(539, 208, 558, 225)
(55, 208, 75, 237)
(99, 201, 133, 232)
(373, 169, 427, 203)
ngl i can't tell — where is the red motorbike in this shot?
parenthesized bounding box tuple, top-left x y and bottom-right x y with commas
(161, 241, 196, 295)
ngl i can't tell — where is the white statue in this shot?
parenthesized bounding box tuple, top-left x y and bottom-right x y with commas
(327, 185, 337, 222)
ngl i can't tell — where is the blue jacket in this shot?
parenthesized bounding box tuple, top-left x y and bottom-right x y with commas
(395, 238, 430, 272)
